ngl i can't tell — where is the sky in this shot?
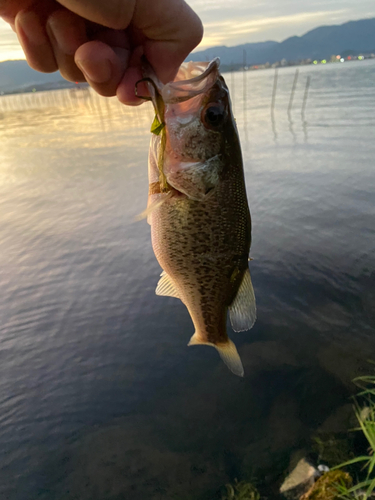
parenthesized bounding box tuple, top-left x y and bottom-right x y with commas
(0, 0, 375, 62)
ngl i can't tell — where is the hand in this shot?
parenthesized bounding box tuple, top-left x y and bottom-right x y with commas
(0, 0, 203, 104)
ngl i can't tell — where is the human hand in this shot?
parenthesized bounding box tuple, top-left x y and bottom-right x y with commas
(0, 0, 203, 104)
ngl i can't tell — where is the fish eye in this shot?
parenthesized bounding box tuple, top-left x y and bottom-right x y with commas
(202, 103, 226, 129)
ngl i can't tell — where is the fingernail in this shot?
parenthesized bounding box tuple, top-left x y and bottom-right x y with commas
(76, 58, 112, 84)
(18, 11, 48, 46)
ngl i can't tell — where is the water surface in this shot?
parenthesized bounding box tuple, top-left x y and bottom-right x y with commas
(0, 60, 374, 499)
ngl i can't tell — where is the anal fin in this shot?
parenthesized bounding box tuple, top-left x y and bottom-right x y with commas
(155, 271, 180, 299)
(229, 268, 257, 332)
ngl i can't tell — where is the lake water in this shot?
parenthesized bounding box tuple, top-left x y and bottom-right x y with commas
(0, 59, 374, 499)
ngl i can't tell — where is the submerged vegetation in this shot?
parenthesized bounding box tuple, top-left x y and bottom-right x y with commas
(221, 479, 261, 500)
(300, 470, 352, 499)
(312, 434, 355, 467)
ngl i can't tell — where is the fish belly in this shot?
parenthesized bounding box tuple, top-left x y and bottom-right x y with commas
(150, 186, 250, 346)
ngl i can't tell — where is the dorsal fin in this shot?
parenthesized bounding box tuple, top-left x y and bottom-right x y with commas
(155, 271, 180, 299)
(188, 333, 244, 377)
(229, 268, 257, 332)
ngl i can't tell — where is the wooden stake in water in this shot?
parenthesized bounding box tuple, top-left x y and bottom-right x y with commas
(288, 68, 299, 115)
(271, 68, 278, 116)
(243, 50, 248, 143)
(243, 50, 247, 102)
(301, 76, 311, 121)
(231, 61, 235, 114)
(271, 68, 278, 141)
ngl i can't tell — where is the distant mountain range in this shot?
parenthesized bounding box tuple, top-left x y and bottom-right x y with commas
(190, 18, 375, 66)
(0, 60, 67, 93)
(1, 17, 375, 93)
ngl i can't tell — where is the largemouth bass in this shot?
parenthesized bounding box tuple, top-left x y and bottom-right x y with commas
(138, 58, 256, 377)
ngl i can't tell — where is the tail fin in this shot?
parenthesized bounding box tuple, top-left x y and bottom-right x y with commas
(216, 340, 244, 377)
(188, 333, 244, 377)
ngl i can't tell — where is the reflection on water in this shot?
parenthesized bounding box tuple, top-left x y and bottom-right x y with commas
(0, 60, 374, 499)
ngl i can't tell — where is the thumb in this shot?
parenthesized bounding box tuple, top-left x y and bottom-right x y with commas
(138, 0, 203, 83)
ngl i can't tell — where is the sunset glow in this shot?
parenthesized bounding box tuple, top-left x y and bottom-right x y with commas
(0, 1, 375, 61)
(0, 19, 24, 62)
(197, 9, 351, 49)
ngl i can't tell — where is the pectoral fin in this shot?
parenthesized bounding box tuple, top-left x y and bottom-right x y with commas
(135, 191, 173, 223)
(155, 271, 180, 299)
(229, 268, 257, 332)
(188, 333, 244, 377)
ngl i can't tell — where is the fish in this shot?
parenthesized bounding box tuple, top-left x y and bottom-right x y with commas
(137, 58, 256, 377)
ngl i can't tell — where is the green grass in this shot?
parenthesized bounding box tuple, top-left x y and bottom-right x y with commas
(332, 370, 375, 499)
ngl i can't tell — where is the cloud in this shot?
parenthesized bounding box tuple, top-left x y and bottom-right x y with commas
(1, 2, 374, 60)
(199, 9, 349, 48)
(187, 0, 375, 48)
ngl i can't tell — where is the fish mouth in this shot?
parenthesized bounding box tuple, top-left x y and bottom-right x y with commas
(162, 58, 220, 104)
(137, 57, 221, 121)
